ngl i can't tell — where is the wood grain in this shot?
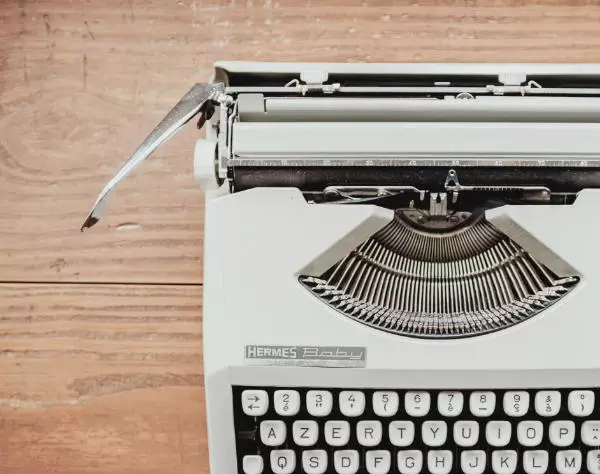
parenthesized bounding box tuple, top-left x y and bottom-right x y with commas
(2, 0, 600, 284)
(0, 283, 206, 473)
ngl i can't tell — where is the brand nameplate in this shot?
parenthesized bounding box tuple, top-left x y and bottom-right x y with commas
(245, 345, 366, 368)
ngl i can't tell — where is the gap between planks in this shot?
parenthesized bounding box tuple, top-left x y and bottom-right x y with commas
(0, 280, 203, 287)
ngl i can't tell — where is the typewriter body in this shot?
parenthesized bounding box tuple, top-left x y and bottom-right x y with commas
(85, 63, 600, 474)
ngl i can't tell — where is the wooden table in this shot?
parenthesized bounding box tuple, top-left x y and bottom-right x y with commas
(1, 0, 599, 471)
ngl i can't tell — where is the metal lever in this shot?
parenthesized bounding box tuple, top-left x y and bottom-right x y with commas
(81, 82, 227, 231)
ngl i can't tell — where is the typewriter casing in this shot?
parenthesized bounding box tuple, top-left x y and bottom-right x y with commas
(201, 62, 600, 474)
(82, 61, 600, 474)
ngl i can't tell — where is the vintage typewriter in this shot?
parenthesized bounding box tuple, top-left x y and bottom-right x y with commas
(85, 62, 600, 474)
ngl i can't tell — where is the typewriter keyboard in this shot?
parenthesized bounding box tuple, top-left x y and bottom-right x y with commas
(233, 387, 600, 474)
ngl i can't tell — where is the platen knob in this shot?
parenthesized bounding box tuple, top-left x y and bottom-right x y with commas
(194, 138, 219, 191)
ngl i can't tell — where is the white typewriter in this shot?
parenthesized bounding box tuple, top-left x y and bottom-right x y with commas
(85, 62, 600, 474)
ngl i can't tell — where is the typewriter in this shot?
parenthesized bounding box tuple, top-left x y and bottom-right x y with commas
(84, 62, 600, 474)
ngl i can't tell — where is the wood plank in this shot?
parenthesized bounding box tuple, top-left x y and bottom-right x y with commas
(3, 0, 600, 284)
(0, 283, 207, 474)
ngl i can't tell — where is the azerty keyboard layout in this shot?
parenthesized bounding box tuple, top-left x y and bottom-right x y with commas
(233, 387, 600, 474)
